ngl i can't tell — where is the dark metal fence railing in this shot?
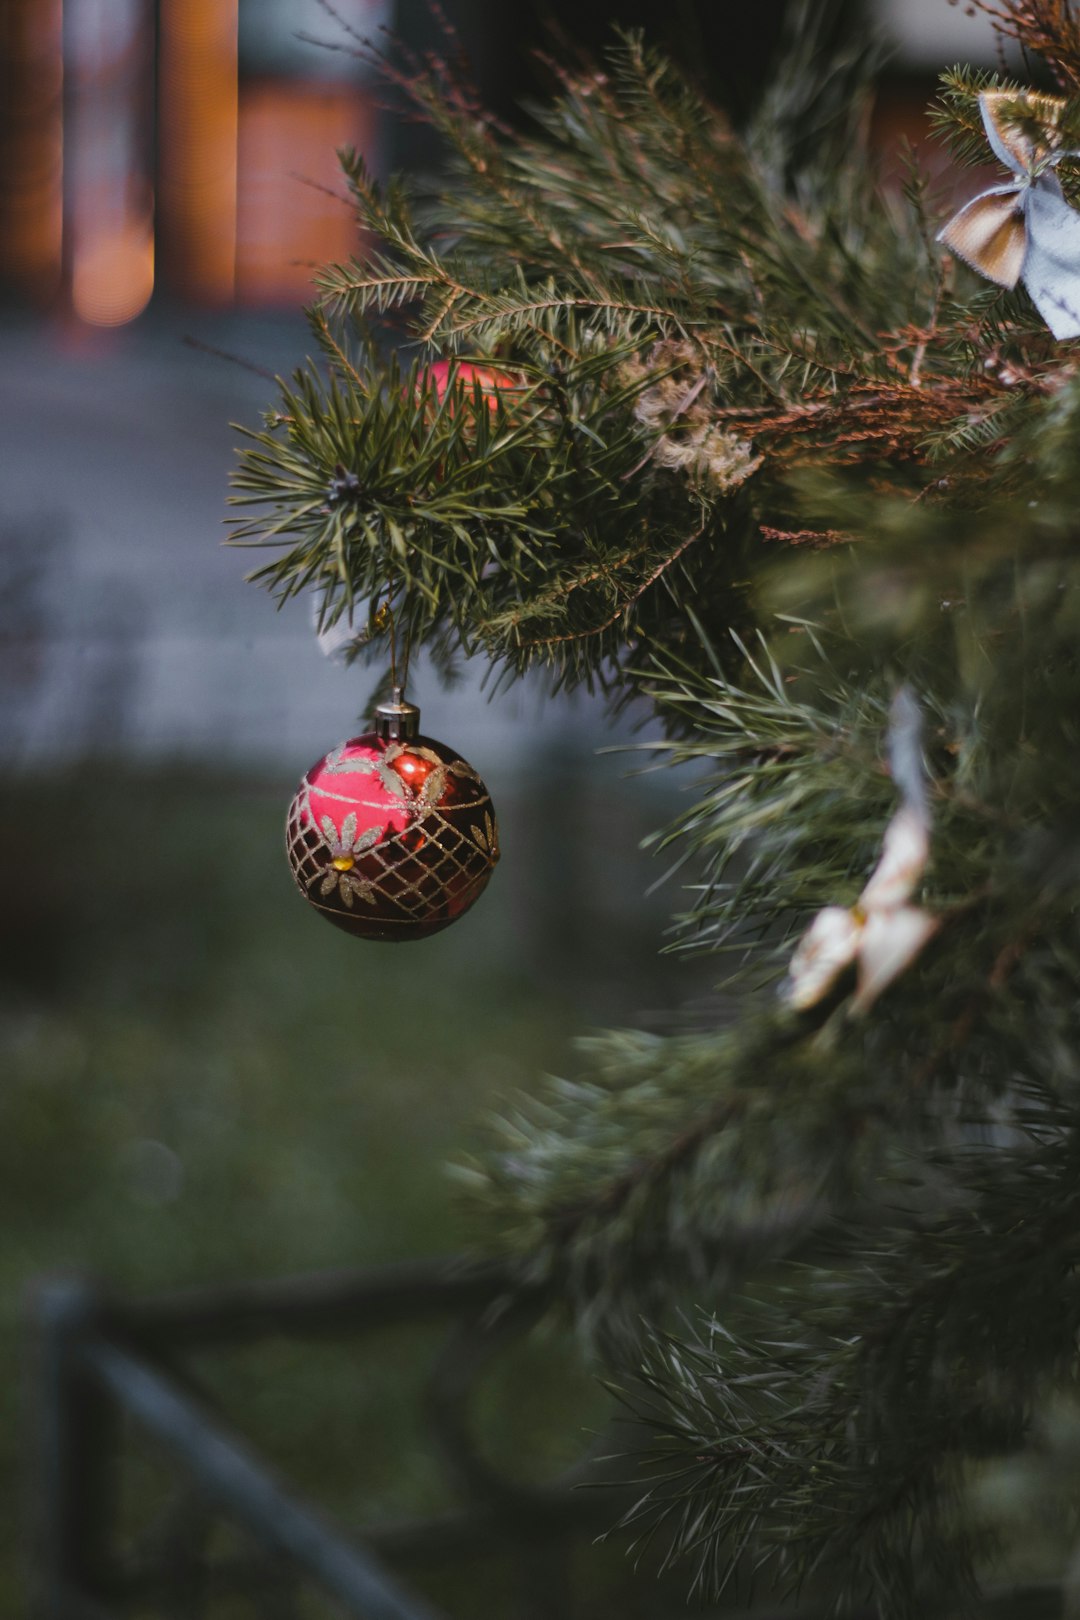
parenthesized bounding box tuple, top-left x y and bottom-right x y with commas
(28, 1258, 610, 1620)
(26, 1260, 1069, 1620)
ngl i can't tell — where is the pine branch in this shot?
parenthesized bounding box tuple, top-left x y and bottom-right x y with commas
(966, 1, 1080, 93)
(613, 1104, 1080, 1616)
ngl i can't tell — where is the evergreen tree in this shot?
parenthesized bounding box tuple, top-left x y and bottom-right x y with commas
(231, 2, 1080, 1612)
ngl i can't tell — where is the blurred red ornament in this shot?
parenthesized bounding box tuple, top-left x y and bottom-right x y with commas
(421, 359, 525, 413)
(285, 694, 499, 942)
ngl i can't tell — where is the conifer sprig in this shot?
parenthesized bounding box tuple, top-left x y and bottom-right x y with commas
(233, 20, 1035, 690)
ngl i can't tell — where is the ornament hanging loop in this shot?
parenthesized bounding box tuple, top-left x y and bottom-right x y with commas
(374, 685, 421, 741)
(382, 578, 417, 737)
(385, 583, 400, 692)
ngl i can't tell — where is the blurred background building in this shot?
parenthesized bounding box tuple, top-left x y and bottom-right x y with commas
(1, 0, 388, 320)
(1, 0, 403, 767)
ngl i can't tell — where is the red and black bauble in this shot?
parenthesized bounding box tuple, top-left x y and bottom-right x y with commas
(285, 694, 499, 942)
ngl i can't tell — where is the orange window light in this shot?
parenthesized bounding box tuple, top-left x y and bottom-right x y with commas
(0, 0, 64, 301)
(236, 80, 376, 304)
(158, 0, 239, 303)
(67, 0, 155, 326)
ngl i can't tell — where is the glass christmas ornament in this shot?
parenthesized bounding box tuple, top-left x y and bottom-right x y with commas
(285, 691, 499, 942)
(424, 358, 523, 410)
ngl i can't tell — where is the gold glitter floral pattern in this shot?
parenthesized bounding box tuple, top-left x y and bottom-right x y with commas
(316, 812, 382, 908)
(470, 811, 499, 860)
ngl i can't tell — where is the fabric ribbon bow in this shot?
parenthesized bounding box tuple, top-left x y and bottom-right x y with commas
(784, 687, 938, 1016)
(938, 90, 1080, 340)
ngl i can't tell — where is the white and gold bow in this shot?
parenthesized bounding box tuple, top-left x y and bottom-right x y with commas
(784, 689, 938, 1015)
(938, 90, 1080, 340)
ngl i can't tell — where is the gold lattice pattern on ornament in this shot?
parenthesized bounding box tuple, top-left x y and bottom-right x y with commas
(285, 786, 498, 927)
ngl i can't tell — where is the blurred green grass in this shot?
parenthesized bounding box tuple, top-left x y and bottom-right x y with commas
(0, 755, 695, 1613)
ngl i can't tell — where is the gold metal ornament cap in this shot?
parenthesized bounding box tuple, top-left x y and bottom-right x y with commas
(374, 685, 421, 741)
